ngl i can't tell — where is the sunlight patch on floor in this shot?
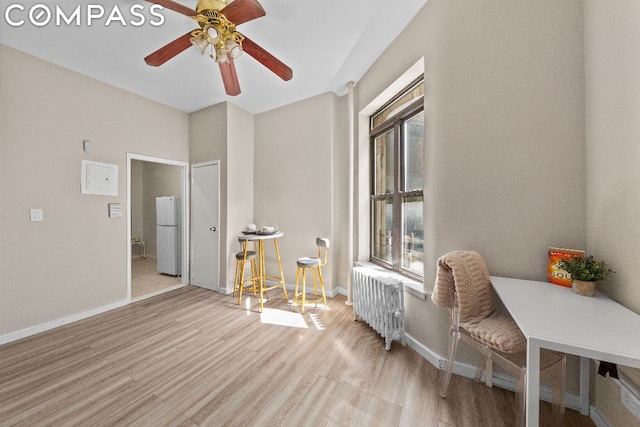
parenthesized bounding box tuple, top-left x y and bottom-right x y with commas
(309, 313, 326, 330)
(260, 308, 309, 328)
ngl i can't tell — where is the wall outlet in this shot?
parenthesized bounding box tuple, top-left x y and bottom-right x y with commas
(29, 209, 43, 222)
(621, 381, 640, 420)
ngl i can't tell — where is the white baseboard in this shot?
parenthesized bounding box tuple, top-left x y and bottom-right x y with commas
(406, 332, 445, 368)
(218, 285, 233, 295)
(0, 298, 129, 345)
(589, 404, 612, 427)
(327, 285, 347, 298)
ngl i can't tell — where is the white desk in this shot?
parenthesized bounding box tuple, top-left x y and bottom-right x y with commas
(491, 276, 640, 426)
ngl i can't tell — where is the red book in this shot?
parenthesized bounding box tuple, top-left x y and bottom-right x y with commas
(548, 247, 585, 287)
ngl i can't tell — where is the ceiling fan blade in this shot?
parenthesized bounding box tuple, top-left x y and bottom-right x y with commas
(144, 0, 196, 17)
(219, 59, 241, 96)
(242, 37, 293, 81)
(220, 0, 265, 25)
(144, 31, 194, 66)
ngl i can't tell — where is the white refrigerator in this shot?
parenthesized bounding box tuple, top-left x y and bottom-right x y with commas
(156, 196, 181, 276)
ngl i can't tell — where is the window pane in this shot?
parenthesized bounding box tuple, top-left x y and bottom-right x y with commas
(372, 198, 393, 263)
(374, 130, 394, 195)
(403, 111, 424, 192)
(401, 195, 424, 276)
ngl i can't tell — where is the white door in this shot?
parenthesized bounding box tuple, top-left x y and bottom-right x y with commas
(191, 161, 220, 291)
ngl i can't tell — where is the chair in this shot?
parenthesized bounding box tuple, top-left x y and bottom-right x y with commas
(233, 243, 258, 303)
(293, 237, 329, 313)
(131, 237, 146, 259)
(431, 250, 565, 426)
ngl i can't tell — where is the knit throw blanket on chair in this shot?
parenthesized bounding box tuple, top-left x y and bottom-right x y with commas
(431, 250, 527, 353)
(431, 250, 495, 325)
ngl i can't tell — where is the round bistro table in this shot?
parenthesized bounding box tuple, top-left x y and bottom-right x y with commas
(237, 231, 288, 312)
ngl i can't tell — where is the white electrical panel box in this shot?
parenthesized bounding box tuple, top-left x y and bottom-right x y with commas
(81, 160, 118, 196)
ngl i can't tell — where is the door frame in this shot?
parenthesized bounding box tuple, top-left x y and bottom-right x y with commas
(126, 153, 190, 302)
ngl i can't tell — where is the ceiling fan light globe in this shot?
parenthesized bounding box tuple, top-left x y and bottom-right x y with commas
(225, 39, 243, 59)
(229, 47, 243, 59)
(190, 34, 209, 54)
(205, 26, 220, 44)
(215, 46, 228, 63)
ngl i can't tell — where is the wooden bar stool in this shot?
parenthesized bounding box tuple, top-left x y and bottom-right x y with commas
(293, 237, 329, 313)
(233, 247, 258, 302)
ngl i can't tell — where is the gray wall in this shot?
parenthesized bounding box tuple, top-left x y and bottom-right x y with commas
(254, 93, 338, 291)
(189, 102, 255, 291)
(0, 45, 189, 336)
(131, 160, 144, 255)
(224, 103, 255, 291)
(585, 1, 640, 425)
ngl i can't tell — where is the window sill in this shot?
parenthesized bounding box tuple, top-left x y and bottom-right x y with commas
(353, 262, 427, 299)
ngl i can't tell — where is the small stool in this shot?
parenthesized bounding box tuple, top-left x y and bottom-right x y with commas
(131, 237, 146, 259)
(234, 250, 258, 302)
(293, 237, 329, 313)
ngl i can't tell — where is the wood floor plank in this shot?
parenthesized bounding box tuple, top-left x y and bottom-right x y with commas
(101, 393, 199, 427)
(284, 375, 344, 426)
(0, 285, 596, 426)
(398, 350, 441, 426)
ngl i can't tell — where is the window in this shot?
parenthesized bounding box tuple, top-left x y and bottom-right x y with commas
(370, 78, 424, 279)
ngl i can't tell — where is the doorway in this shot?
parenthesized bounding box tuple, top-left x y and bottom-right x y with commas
(127, 153, 190, 301)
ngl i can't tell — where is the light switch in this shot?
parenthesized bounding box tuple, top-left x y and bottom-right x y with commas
(30, 209, 43, 222)
(83, 140, 93, 153)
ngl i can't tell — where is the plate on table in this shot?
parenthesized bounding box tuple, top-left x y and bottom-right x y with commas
(256, 230, 277, 235)
(242, 230, 257, 234)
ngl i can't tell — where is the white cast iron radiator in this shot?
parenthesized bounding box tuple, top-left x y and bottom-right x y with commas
(352, 266, 406, 350)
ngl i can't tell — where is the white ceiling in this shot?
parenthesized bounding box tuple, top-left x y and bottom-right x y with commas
(1, 0, 426, 114)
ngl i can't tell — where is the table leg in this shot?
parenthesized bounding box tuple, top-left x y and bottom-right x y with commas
(273, 238, 288, 299)
(579, 356, 590, 415)
(525, 339, 540, 426)
(258, 239, 266, 312)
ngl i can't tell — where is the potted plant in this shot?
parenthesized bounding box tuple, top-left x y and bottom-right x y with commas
(557, 255, 614, 296)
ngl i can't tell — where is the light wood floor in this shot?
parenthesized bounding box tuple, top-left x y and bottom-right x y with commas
(0, 286, 595, 426)
(131, 257, 182, 298)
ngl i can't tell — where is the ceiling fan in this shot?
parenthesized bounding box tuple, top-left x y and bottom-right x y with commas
(144, 0, 293, 96)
